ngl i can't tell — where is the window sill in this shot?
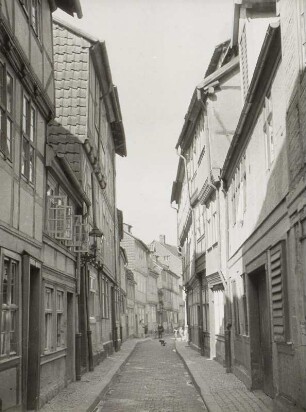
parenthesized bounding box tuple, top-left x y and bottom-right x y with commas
(41, 348, 66, 365)
(0, 355, 21, 371)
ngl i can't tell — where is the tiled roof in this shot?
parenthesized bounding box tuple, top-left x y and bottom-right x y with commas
(51, 18, 127, 158)
(52, 22, 90, 143)
(48, 120, 83, 180)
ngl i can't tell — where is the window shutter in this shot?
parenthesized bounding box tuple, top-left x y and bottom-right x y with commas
(270, 241, 287, 342)
(47, 196, 72, 240)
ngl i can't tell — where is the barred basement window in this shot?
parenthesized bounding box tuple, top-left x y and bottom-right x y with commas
(270, 241, 288, 342)
(0, 63, 13, 160)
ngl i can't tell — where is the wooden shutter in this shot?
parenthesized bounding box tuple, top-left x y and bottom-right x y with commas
(270, 241, 287, 342)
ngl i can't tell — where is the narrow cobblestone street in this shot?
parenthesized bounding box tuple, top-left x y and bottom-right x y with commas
(95, 338, 207, 412)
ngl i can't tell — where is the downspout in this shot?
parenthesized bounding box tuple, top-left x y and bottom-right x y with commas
(222, 179, 232, 373)
(176, 148, 197, 346)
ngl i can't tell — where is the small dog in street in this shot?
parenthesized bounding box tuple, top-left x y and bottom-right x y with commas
(159, 339, 166, 346)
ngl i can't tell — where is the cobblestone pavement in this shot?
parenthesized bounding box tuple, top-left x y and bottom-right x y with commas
(175, 340, 274, 412)
(95, 337, 207, 412)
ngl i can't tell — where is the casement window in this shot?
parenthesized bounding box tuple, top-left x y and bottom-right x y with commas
(263, 93, 274, 169)
(44, 286, 66, 353)
(44, 287, 54, 352)
(231, 154, 247, 226)
(0, 63, 13, 160)
(20, 0, 41, 39)
(0, 256, 19, 358)
(31, 0, 41, 37)
(56, 290, 64, 347)
(46, 195, 72, 240)
(101, 278, 109, 319)
(206, 197, 218, 248)
(21, 95, 36, 183)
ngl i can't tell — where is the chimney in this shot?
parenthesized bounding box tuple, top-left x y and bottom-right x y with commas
(159, 235, 166, 244)
(123, 223, 132, 233)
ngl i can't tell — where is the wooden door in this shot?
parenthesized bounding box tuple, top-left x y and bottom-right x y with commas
(249, 269, 274, 398)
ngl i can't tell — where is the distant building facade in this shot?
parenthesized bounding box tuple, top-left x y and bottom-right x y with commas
(171, 40, 241, 362)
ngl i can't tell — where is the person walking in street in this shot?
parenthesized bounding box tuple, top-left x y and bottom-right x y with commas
(158, 324, 164, 339)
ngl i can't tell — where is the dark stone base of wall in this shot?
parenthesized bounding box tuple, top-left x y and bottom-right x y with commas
(233, 363, 252, 390)
(273, 395, 305, 412)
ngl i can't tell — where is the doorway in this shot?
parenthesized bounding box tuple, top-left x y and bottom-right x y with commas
(27, 266, 40, 410)
(248, 267, 274, 398)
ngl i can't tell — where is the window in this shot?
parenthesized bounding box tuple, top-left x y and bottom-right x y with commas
(89, 275, 96, 318)
(231, 154, 247, 226)
(46, 195, 72, 240)
(0, 63, 13, 160)
(44, 286, 66, 353)
(101, 278, 109, 319)
(232, 280, 240, 335)
(241, 274, 249, 336)
(21, 95, 36, 183)
(202, 287, 209, 332)
(44, 287, 54, 352)
(206, 197, 218, 247)
(20, 0, 41, 38)
(56, 290, 64, 347)
(31, 0, 41, 37)
(1, 257, 18, 358)
(263, 93, 274, 169)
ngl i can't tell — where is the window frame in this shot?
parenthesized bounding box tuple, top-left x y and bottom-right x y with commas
(0, 62, 14, 161)
(19, 0, 41, 40)
(43, 285, 67, 354)
(263, 93, 274, 170)
(21, 93, 36, 184)
(0, 252, 20, 359)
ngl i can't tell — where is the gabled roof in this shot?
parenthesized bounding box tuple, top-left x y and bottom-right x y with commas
(175, 42, 238, 152)
(204, 40, 231, 78)
(123, 229, 151, 254)
(52, 17, 127, 157)
(50, 0, 82, 18)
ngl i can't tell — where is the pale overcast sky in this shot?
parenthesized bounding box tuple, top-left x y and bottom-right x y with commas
(55, 0, 233, 245)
